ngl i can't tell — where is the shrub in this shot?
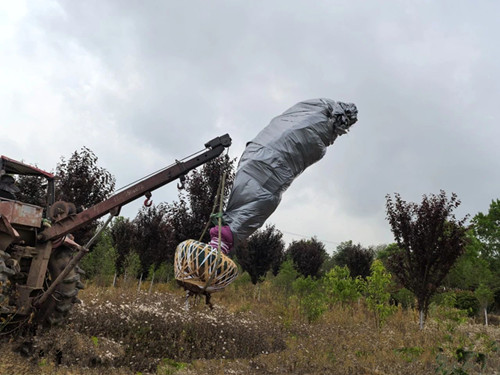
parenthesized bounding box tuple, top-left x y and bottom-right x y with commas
(123, 250, 142, 284)
(80, 229, 117, 286)
(455, 290, 480, 317)
(272, 259, 299, 297)
(292, 276, 327, 323)
(323, 266, 363, 306)
(392, 288, 415, 310)
(364, 260, 396, 328)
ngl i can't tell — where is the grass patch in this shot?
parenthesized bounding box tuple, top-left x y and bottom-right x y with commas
(0, 280, 499, 374)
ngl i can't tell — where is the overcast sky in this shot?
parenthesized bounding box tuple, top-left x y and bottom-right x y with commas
(1, 1, 498, 253)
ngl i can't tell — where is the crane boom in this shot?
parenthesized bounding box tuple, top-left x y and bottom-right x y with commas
(38, 134, 231, 242)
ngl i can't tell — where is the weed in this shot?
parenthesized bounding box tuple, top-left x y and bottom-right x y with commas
(394, 346, 425, 362)
(157, 358, 187, 375)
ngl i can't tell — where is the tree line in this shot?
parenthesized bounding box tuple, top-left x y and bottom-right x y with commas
(15, 147, 500, 327)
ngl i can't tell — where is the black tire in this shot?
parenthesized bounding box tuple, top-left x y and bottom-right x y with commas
(37, 246, 84, 327)
(0, 251, 15, 313)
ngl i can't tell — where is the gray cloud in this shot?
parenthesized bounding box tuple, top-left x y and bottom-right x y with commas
(1, 0, 498, 250)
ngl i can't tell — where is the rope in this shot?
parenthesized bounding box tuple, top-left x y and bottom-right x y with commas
(203, 171, 227, 291)
(174, 150, 238, 294)
(198, 171, 224, 242)
(198, 149, 230, 241)
(174, 240, 238, 291)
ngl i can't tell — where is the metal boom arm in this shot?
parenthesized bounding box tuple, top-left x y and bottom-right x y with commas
(38, 134, 231, 242)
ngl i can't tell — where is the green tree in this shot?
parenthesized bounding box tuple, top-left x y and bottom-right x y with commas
(475, 283, 494, 326)
(287, 237, 327, 278)
(332, 241, 375, 279)
(123, 250, 142, 282)
(323, 265, 363, 306)
(472, 199, 500, 288)
(272, 259, 299, 297)
(292, 276, 328, 323)
(445, 230, 493, 290)
(385, 190, 468, 329)
(154, 262, 174, 283)
(236, 224, 285, 284)
(472, 199, 500, 259)
(80, 228, 117, 286)
(364, 260, 396, 329)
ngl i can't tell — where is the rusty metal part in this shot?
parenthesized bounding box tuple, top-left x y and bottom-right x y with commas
(0, 214, 21, 250)
(0, 201, 43, 228)
(16, 241, 52, 313)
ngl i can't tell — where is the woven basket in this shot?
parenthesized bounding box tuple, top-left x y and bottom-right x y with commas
(174, 239, 238, 292)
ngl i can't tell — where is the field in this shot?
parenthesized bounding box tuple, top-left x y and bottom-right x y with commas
(1, 278, 499, 375)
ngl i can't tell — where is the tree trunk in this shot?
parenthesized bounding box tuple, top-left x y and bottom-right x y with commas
(149, 271, 155, 294)
(137, 273, 143, 292)
(419, 309, 424, 330)
(484, 307, 488, 326)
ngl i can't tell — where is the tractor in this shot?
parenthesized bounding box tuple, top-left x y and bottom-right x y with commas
(0, 134, 231, 328)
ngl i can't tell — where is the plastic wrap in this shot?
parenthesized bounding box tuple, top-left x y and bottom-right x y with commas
(223, 98, 358, 245)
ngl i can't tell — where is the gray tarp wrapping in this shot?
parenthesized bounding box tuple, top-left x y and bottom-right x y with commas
(223, 98, 358, 245)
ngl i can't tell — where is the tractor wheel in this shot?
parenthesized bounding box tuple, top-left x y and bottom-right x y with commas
(0, 251, 16, 313)
(37, 246, 84, 327)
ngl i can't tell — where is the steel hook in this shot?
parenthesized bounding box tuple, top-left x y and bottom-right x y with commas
(144, 192, 152, 207)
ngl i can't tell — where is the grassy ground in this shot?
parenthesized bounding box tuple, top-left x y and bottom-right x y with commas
(1, 279, 499, 375)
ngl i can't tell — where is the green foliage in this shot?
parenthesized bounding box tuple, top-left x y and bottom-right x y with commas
(475, 283, 494, 310)
(376, 243, 400, 265)
(157, 358, 187, 375)
(230, 271, 252, 293)
(292, 276, 328, 323)
(394, 346, 424, 363)
(323, 265, 363, 306)
(272, 259, 299, 297)
(123, 250, 142, 280)
(454, 291, 480, 317)
(471, 199, 500, 291)
(151, 262, 174, 283)
(80, 228, 117, 285)
(472, 199, 500, 261)
(435, 347, 487, 375)
(432, 292, 457, 309)
(445, 231, 493, 290)
(392, 288, 415, 309)
(364, 260, 396, 328)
